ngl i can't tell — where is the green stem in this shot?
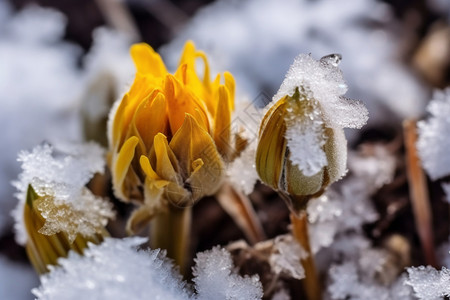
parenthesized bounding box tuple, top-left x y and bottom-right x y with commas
(151, 204, 192, 274)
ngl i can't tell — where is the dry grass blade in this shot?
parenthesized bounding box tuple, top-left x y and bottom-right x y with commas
(216, 182, 266, 245)
(403, 119, 437, 267)
(95, 0, 141, 41)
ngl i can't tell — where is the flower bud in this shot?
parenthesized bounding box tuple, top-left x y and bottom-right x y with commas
(256, 54, 368, 214)
(24, 185, 106, 274)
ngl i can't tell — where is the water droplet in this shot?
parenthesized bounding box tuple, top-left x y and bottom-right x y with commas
(320, 53, 342, 67)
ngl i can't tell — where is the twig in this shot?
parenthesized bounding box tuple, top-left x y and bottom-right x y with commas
(216, 182, 266, 245)
(403, 120, 437, 267)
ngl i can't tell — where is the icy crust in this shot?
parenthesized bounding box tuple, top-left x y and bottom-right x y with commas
(12, 143, 114, 245)
(405, 266, 450, 300)
(417, 88, 450, 180)
(274, 54, 368, 176)
(33, 238, 263, 300)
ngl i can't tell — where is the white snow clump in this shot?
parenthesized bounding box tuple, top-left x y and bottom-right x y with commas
(417, 88, 450, 180)
(405, 266, 450, 300)
(33, 238, 263, 300)
(12, 142, 114, 245)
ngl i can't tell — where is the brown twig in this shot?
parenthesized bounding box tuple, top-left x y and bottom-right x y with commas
(403, 120, 437, 267)
(216, 182, 266, 245)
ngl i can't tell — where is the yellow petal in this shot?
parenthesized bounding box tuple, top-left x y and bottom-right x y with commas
(224, 72, 235, 111)
(132, 91, 168, 151)
(164, 75, 208, 134)
(214, 85, 232, 159)
(130, 43, 168, 77)
(255, 97, 288, 190)
(170, 114, 225, 199)
(153, 133, 180, 182)
(113, 136, 139, 200)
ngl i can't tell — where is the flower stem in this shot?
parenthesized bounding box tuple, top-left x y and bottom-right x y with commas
(290, 212, 321, 300)
(151, 204, 192, 274)
(403, 120, 437, 267)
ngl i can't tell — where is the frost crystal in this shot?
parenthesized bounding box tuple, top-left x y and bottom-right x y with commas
(269, 235, 307, 280)
(273, 54, 368, 176)
(194, 246, 263, 300)
(12, 143, 114, 245)
(307, 147, 394, 253)
(327, 252, 413, 300)
(33, 237, 191, 300)
(405, 266, 450, 300)
(417, 88, 450, 180)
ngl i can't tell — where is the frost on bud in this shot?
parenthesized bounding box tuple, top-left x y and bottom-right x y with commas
(23, 185, 106, 274)
(256, 54, 368, 214)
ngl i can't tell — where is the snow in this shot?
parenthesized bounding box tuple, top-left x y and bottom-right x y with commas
(0, 3, 82, 234)
(162, 0, 426, 124)
(327, 251, 413, 300)
(33, 237, 191, 300)
(12, 143, 114, 245)
(269, 235, 307, 280)
(33, 238, 263, 300)
(405, 266, 450, 300)
(307, 147, 394, 254)
(417, 88, 450, 180)
(0, 254, 38, 300)
(194, 246, 263, 300)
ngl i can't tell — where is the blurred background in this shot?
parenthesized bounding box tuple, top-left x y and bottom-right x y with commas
(0, 0, 449, 298)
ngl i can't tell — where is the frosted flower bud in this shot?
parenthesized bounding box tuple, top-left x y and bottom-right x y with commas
(108, 41, 238, 233)
(256, 54, 368, 214)
(23, 185, 106, 274)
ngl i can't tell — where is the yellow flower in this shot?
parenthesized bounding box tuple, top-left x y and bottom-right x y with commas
(109, 41, 236, 232)
(24, 185, 105, 274)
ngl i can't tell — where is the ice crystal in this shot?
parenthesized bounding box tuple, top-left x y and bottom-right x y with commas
(328, 254, 413, 300)
(307, 147, 394, 254)
(12, 143, 114, 245)
(417, 88, 450, 180)
(269, 235, 307, 280)
(405, 266, 450, 300)
(194, 246, 263, 300)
